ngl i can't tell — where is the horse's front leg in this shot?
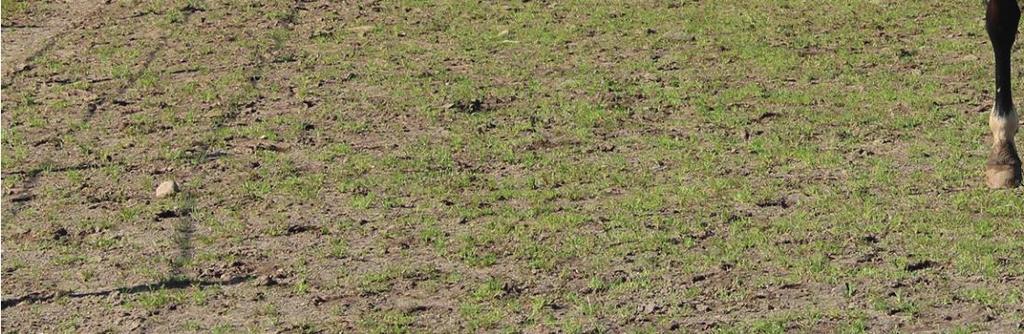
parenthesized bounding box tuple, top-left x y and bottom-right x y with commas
(985, 0, 1022, 188)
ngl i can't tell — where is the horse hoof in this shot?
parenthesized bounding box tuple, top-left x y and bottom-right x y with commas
(986, 163, 1022, 189)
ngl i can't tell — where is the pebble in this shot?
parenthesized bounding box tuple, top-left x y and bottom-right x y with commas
(155, 180, 178, 198)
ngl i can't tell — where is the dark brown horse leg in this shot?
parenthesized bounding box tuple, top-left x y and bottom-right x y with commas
(985, 0, 1023, 188)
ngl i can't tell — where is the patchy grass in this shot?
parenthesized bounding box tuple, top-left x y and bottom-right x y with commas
(2, 0, 1023, 332)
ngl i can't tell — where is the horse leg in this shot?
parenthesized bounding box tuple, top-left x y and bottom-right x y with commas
(985, 0, 1022, 188)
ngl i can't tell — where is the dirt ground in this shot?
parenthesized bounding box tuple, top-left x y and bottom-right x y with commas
(3, 0, 1024, 333)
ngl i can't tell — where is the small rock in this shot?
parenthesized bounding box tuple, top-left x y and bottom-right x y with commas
(155, 180, 178, 198)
